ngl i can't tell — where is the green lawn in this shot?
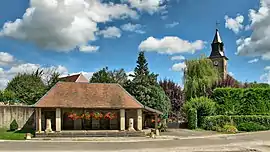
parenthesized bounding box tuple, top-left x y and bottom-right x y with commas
(0, 128, 33, 140)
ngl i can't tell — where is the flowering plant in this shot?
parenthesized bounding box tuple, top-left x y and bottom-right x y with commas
(151, 118, 161, 123)
(84, 112, 91, 120)
(92, 112, 103, 120)
(68, 113, 79, 120)
(104, 112, 117, 120)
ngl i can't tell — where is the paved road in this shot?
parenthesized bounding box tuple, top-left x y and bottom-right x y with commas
(1, 131, 270, 151)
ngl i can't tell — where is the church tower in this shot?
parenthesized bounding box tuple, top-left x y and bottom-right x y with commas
(209, 28, 228, 80)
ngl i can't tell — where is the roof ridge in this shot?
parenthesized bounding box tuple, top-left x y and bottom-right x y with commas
(115, 84, 144, 108)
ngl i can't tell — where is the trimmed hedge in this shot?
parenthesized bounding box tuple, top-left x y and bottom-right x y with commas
(183, 97, 216, 127)
(187, 108, 197, 129)
(238, 122, 267, 132)
(211, 88, 270, 115)
(201, 115, 270, 131)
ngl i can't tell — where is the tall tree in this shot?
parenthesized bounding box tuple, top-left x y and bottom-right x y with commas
(0, 90, 16, 104)
(46, 71, 61, 90)
(207, 75, 241, 96)
(90, 67, 128, 86)
(109, 69, 128, 86)
(42, 68, 61, 90)
(126, 52, 171, 117)
(159, 79, 185, 118)
(90, 67, 114, 83)
(184, 57, 219, 100)
(6, 69, 47, 105)
(134, 51, 150, 76)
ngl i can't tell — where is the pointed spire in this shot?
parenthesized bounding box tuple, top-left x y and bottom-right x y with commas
(212, 29, 222, 43)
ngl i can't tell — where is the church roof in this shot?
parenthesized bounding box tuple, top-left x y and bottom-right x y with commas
(212, 29, 222, 43)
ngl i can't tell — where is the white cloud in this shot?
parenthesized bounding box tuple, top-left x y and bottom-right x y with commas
(0, 52, 97, 89)
(123, 0, 167, 14)
(120, 23, 145, 34)
(265, 66, 270, 71)
(229, 72, 234, 76)
(0, 52, 15, 66)
(171, 62, 186, 72)
(79, 45, 99, 52)
(225, 14, 244, 34)
(0, 0, 138, 52)
(165, 22, 179, 28)
(139, 36, 205, 54)
(98, 26, 122, 38)
(236, 0, 270, 60)
(171, 55, 185, 61)
(248, 58, 259, 63)
(126, 71, 135, 80)
(260, 66, 270, 84)
(0, 62, 97, 90)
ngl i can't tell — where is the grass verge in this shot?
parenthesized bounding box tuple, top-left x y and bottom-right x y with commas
(0, 128, 34, 140)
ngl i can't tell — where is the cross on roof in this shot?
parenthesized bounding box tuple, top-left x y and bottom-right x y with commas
(216, 21, 220, 30)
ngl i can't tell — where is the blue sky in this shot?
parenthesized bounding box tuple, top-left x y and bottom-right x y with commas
(0, 0, 269, 89)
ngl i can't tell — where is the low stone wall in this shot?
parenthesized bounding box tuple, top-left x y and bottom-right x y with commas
(0, 105, 35, 130)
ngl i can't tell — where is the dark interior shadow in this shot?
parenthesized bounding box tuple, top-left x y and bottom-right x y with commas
(15, 112, 35, 134)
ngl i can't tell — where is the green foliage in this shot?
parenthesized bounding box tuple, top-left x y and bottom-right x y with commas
(90, 67, 128, 86)
(90, 67, 115, 83)
(134, 51, 150, 76)
(0, 90, 16, 104)
(237, 122, 268, 132)
(125, 52, 171, 117)
(6, 71, 46, 105)
(183, 97, 216, 126)
(211, 88, 270, 115)
(223, 124, 238, 134)
(184, 57, 220, 100)
(201, 115, 270, 131)
(187, 108, 197, 129)
(201, 115, 232, 130)
(159, 79, 185, 117)
(246, 81, 270, 88)
(10, 120, 18, 131)
(45, 71, 61, 90)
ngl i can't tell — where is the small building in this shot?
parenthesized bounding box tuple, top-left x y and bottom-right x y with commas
(59, 73, 89, 83)
(34, 80, 162, 134)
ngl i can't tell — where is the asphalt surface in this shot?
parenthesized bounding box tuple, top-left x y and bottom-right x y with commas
(0, 131, 270, 151)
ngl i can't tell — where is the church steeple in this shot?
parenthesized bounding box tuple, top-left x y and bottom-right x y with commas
(209, 28, 228, 80)
(212, 29, 222, 43)
(209, 28, 228, 60)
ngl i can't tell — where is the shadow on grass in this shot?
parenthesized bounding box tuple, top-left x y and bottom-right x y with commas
(15, 128, 35, 134)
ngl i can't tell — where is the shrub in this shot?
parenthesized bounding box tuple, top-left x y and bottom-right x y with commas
(183, 97, 216, 126)
(232, 115, 270, 127)
(201, 115, 232, 130)
(187, 108, 197, 129)
(211, 88, 270, 115)
(212, 126, 223, 132)
(238, 122, 268, 132)
(10, 119, 18, 131)
(223, 124, 238, 134)
(201, 115, 270, 131)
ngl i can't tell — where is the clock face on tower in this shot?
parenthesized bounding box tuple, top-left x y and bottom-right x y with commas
(213, 61, 219, 66)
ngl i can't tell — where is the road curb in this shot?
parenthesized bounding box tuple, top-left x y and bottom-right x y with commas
(0, 131, 268, 143)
